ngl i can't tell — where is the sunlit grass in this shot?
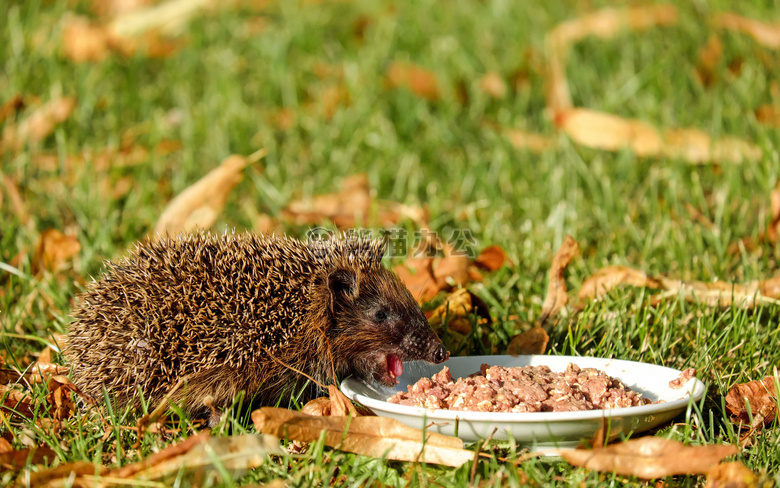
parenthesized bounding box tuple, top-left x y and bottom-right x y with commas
(2, 0, 779, 485)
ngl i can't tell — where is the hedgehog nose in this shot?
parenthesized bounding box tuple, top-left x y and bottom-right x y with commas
(431, 344, 449, 364)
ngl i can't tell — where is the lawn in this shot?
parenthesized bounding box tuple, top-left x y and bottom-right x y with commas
(1, 0, 779, 486)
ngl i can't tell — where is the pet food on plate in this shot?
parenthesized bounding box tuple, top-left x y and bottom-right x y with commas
(387, 363, 652, 413)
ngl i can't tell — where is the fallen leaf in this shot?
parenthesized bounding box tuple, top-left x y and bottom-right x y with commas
(755, 104, 780, 127)
(428, 288, 474, 335)
(31, 229, 81, 275)
(327, 385, 358, 417)
(394, 257, 439, 303)
(0, 446, 58, 474)
(504, 128, 555, 153)
(433, 255, 471, 289)
(704, 462, 760, 488)
(474, 245, 508, 271)
(385, 61, 441, 101)
(46, 376, 80, 422)
(0, 94, 25, 124)
(23, 461, 101, 487)
(92, 0, 160, 19)
(1, 97, 77, 151)
(539, 235, 579, 325)
(111, 432, 281, 483)
(556, 108, 663, 156)
(108, 0, 218, 39)
(768, 189, 780, 243)
(282, 173, 371, 228)
(506, 326, 549, 355)
(62, 15, 123, 63)
(479, 72, 507, 99)
(0, 362, 70, 385)
(154, 149, 266, 237)
(560, 437, 738, 479)
(694, 35, 723, 88)
(0, 385, 35, 419)
(301, 397, 333, 417)
(252, 407, 473, 467)
(556, 108, 761, 164)
(662, 128, 761, 164)
(714, 13, 780, 50)
(577, 265, 661, 305)
(0, 176, 31, 226)
(725, 375, 778, 426)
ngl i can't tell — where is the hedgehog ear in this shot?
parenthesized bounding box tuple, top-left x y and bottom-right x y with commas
(328, 268, 359, 311)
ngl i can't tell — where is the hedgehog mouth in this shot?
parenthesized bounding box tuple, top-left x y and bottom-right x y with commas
(374, 353, 403, 386)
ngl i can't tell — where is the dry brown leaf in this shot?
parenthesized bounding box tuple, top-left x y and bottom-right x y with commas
(23, 461, 101, 487)
(21, 362, 70, 385)
(725, 375, 778, 426)
(393, 257, 440, 303)
(578, 265, 780, 308)
(556, 108, 663, 156)
(755, 104, 780, 126)
(92, 0, 160, 19)
(694, 35, 723, 88)
(662, 128, 761, 164)
(426, 288, 473, 329)
(653, 275, 780, 308)
(31, 229, 81, 275)
(252, 407, 472, 467)
(714, 13, 780, 50)
(768, 189, 780, 243)
(108, 0, 217, 39)
(577, 265, 661, 304)
(327, 385, 358, 417)
(561, 437, 738, 479)
(0, 446, 58, 474)
(155, 149, 266, 236)
(46, 376, 81, 422)
(1, 97, 77, 151)
(504, 128, 554, 153)
(301, 397, 333, 417)
(433, 255, 471, 289)
(0, 176, 30, 226)
(62, 15, 124, 63)
(545, 54, 572, 112)
(479, 72, 507, 99)
(556, 108, 761, 164)
(0, 438, 11, 454)
(506, 326, 549, 356)
(0, 385, 35, 419)
(704, 461, 760, 488)
(385, 61, 441, 102)
(0, 94, 25, 124)
(112, 433, 280, 483)
(474, 246, 507, 272)
(282, 173, 371, 228)
(539, 235, 579, 324)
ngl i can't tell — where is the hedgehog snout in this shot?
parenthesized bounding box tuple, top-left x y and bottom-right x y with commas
(430, 343, 449, 364)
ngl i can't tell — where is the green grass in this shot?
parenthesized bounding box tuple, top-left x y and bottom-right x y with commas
(2, 0, 780, 486)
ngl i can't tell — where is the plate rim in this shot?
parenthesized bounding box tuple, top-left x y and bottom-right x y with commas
(341, 354, 707, 423)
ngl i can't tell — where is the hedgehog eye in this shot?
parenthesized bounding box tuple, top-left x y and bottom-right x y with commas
(373, 309, 388, 322)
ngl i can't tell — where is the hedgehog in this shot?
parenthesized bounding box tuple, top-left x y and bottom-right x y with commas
(65, 232, 448, 424)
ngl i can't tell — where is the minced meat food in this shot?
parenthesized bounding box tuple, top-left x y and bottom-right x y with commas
(387, 363, 652, 413)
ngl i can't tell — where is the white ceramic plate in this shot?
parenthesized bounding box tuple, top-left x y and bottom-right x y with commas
(341, 355, 706, 447)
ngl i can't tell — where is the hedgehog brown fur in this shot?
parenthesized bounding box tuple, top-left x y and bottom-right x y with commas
(65, 232, 448, 424)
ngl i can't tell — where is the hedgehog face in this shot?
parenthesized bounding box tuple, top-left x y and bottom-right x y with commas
(327, 266, 449, 386)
